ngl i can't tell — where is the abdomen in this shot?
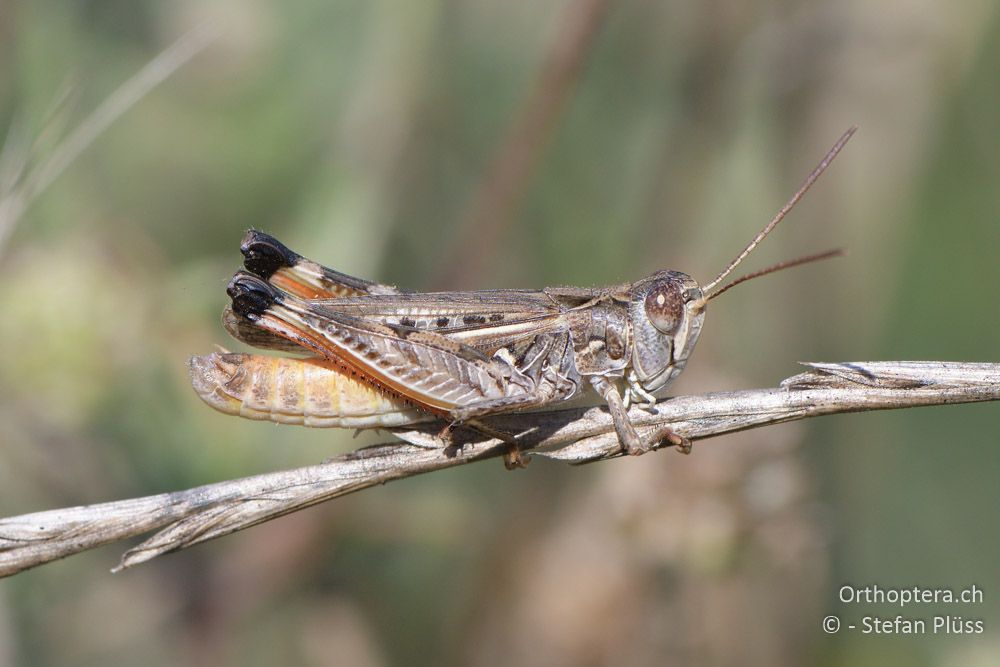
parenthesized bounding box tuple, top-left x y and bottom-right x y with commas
(189, 352, 429, 428)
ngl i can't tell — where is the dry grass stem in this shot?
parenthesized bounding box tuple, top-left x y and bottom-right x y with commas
(0, 360, 996, 577)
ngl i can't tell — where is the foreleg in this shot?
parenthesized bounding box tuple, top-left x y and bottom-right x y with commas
(589, 376, 692, 455)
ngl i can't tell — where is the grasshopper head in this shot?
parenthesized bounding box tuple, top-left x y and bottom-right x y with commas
(628, 127, 857, 394)
(628, 270, 706, 393)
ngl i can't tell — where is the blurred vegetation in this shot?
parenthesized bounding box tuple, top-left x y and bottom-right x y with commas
(2, 1, 1000, 665)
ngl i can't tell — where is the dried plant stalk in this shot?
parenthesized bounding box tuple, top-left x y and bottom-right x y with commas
(0, 360, 997, 577)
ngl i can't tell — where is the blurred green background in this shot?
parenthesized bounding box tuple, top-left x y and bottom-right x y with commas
(2, 1, 999, 665)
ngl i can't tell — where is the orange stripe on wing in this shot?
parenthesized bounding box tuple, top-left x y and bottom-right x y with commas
(254, 313, 459, 417)
(270, 268, 377, 299)
(269, 271, 332, 299)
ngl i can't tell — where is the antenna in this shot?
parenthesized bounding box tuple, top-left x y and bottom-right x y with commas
(701, 126, 857, 299)
(705, 248, 844, 302)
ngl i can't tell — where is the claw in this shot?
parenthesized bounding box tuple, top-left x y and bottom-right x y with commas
(658, 428, 692, 454)
(502, 447, 531, 470)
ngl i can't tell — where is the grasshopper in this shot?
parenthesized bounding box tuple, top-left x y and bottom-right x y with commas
(196, 127, 855, 465)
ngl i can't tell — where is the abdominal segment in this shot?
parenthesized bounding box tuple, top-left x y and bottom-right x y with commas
(189, 352, 430, 428)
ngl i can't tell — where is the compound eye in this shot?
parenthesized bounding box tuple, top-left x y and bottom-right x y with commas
(644, 286, 683, 334)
